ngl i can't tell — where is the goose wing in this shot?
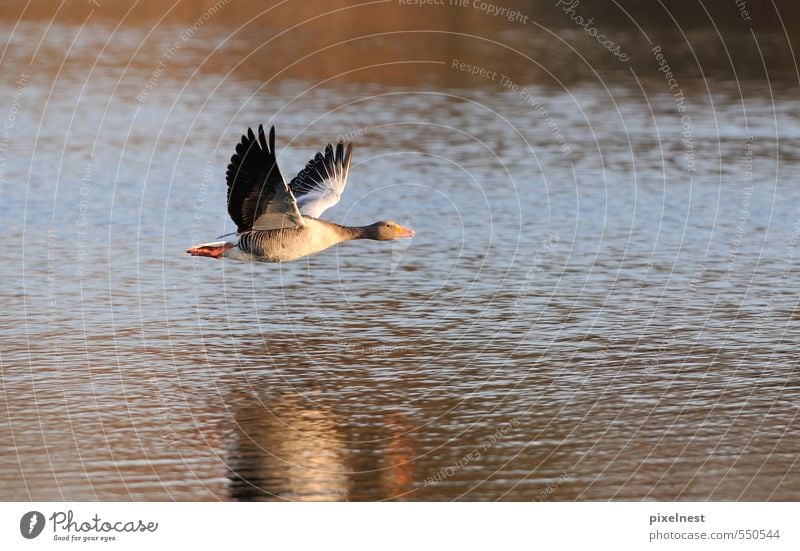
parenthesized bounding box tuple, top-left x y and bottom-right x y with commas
(226, 125, 304, 232)
(289, 141, 353, 219)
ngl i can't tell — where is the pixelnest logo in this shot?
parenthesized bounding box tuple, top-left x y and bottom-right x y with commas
(20, 511, 45, 539)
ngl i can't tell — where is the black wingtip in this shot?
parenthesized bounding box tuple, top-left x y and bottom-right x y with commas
(344, 143, 353, 171)
(257, 124, 268, 152)
(269, 126, 276, 153)
(335, 142, 344, 165)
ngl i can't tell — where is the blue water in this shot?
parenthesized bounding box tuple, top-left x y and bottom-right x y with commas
(1, 20, 798, 500)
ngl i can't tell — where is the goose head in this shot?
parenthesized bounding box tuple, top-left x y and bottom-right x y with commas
(364, 221, 415, 240)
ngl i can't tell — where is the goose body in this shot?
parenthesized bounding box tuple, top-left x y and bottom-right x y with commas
(226, 219, 359, 263)
(187, 125, 414, 263)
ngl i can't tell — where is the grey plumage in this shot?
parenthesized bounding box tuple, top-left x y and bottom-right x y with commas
(187, 125, 414, 263)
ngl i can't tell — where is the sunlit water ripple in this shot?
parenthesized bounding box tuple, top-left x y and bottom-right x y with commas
(1, 20, 798, 501)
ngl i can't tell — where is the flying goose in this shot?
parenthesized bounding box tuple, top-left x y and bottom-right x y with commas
(186, 125, 414, 262)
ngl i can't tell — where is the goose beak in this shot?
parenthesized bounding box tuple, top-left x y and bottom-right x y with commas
(395, 225, 415, 238)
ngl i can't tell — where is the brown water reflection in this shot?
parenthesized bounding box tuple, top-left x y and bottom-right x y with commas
(3, 0, 800, 88)
(226, 392, 416, 501)
(1, 1, 799, 501)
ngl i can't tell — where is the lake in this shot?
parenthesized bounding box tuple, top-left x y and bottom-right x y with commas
(1, 2, 799, 500)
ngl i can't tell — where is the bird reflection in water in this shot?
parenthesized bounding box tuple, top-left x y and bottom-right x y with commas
(226, 394, 415, 501)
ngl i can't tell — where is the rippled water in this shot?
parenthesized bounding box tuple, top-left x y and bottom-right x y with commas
(2, 12, 799, 501)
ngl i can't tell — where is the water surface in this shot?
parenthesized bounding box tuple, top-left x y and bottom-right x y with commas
(1, 8, 799, 501)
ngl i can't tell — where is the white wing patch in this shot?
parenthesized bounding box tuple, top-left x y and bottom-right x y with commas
(289, 142, 353, 219)
(296, 187, 341, 219)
